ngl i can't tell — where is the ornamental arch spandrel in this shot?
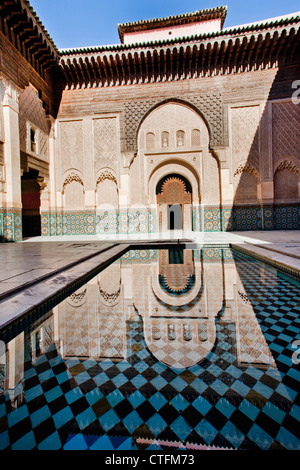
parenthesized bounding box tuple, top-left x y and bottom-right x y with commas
(127, 96, 222, 154)
(135, 100, 221, 231)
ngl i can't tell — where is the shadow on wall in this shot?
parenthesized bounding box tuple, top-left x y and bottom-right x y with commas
(226, 52, 300, 232)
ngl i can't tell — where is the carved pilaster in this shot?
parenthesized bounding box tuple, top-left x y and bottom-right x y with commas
(46, 115, 57, 209)
(0, 74, 22, 208)
(0, 74, 21, 113)
(122, 151, 136, 169)
(38, 176, 50, 212)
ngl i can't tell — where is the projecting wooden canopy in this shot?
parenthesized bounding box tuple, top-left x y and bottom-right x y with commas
(60, 17, 300, 89)
(0, 0, 60, 79)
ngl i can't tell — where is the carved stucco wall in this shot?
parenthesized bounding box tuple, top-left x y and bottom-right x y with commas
(59, 120, 84, 179)
(93, 117, 119, 174)
(231, 105, 260, 174)
(58, 116, 119, 197)
(134, 101, 209, 206)
(0, 81, 4, 146)
(274, 160, 300, 202)
(19, 84, 50, 161)
(272, 101, 300, 166)
(0, 81, 4, 184)
(230, 100, 300, 204)
(230, 104, 261, 203)
(124, 93, 223, 152)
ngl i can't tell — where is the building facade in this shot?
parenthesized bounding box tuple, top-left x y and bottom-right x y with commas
(0, 2, 300, 241)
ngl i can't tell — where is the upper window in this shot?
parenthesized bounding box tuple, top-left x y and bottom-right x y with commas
(161, 131, 169, 149)
(146, 132, 155, 150)
(191, 129, 200, 146)
(30, 128, 37, 153)
(27, 123, 39, 154)
(176, 130, 185, 147)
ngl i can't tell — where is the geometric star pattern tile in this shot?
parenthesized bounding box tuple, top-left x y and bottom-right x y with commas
(0, 249, 299, 450)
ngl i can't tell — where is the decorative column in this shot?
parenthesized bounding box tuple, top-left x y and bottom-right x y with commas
(118, 151, 135, 234)
(43, 116, 59, 237)
(47, 116, 57, 210)
(7, 332, 24, 403)
(38, 176, 49, 236)
(1, 75, 22, 241)
(212, 148, 233, 232)
(121, 151, 135, 209)
(83, 117, 95, 210)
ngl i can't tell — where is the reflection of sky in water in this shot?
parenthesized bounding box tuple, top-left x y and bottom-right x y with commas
(0, 247, 300, 450)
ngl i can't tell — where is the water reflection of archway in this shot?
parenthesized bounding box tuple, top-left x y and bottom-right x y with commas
(151, 248, 202, 308)
(145, 317, 216, 369)
(156, 173, 192, 231)
(147, 248, 216, 368)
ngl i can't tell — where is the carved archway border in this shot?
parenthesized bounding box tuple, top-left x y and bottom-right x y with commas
(233, 162, 260, 181)
(274, 159, 300, 175)
(62, 169, 84, 193)
(149, 161, 200, 205)
(124, 94, 223, 153)
(95, 168, 118, 189)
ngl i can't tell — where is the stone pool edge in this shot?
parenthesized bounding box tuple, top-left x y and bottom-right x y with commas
(0, 237, 299, 333)
(231, 242, 300, 280)
(0, 238, 192, 332)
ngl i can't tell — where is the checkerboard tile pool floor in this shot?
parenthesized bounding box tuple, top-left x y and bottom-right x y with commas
(0, 249, 300, 450)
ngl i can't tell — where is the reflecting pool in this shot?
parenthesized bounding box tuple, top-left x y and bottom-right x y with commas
(0, 246, 300, 450)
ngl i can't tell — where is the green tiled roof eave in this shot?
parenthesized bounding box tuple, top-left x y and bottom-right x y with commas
(59, 14, 300, 57)
(117, 6, 228, 43)
(117, 6, 228, 28)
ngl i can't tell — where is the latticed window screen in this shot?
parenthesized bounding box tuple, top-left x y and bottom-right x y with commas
(146, 132, 155, 149)
(166, 181, 182, 204)
(191, 129, 200, 146)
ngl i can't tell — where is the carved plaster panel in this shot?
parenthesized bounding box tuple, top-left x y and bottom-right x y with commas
(93, 117, 118, 173)
(124, 94, 223, 152)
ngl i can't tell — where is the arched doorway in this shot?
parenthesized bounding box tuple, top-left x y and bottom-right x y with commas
(156, 173, 192, 230)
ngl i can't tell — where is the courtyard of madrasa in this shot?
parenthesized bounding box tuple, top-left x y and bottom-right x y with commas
(0, 1, 300, 452)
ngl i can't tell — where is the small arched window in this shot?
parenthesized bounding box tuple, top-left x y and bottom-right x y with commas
(176, 130, 185, 147)
(146, 132, 155, 150)
(30, 128, 36, 153)
(161, 131, 169, 149)
(191, 129, 200, 146)
(168, 323, 176, 341)
(152, 326, 161, 340)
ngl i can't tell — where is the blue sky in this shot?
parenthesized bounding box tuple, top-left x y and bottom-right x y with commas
(29, 0, 300, 49)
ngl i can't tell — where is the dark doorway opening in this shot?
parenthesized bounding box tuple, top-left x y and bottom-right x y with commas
(21, 170, 41, 237)
(168, 248, 184, 264)
(156, 174, 192, 231)
(168, 204, 183, 230)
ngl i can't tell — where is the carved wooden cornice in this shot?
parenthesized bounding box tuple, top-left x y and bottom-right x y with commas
(1, 1, 300, 91)
(59, 20, 300, 90)
(0, 0, 60, 80)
